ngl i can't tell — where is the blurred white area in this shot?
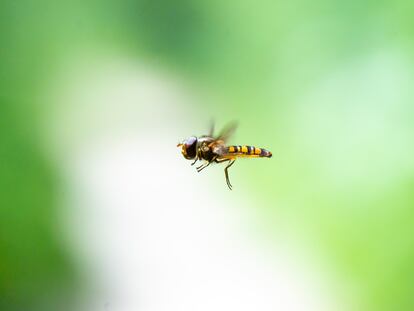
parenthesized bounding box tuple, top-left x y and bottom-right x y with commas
(49, 55, 343, 311)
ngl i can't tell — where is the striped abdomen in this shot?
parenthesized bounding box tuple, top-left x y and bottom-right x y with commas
(226, 145, 272, 158)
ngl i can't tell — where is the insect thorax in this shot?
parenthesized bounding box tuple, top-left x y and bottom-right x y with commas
(197, 136, 216, 162)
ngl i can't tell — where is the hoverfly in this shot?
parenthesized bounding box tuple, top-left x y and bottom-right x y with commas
(177, 122, 272, 190)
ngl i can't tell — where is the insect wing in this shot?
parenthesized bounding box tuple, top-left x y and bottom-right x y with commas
(210, 140, 228, 156)
(208, 119, 215, 137)
(216, 121, 238, 143)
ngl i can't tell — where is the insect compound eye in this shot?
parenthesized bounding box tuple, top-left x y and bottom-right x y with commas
(183, 136, 197, 159)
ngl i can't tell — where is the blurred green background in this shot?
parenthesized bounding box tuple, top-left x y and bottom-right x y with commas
(1, 0, 414, 310)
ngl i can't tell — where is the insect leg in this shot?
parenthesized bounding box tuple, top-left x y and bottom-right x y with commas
(196, 161, 211, 172)
(191, 158, 198, 166)
(196, 163, 205, 170)
(215, 158, 229, 163)
(224, 159, 236, 190)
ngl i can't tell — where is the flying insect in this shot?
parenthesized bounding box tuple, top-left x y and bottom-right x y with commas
(177, 122, 272, 190)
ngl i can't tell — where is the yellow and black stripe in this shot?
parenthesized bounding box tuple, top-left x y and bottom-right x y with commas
(226, 145, 272, 158)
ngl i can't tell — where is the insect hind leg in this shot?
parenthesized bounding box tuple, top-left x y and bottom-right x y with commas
(224, 159, 236, 190)
(215, 158, 229, 163)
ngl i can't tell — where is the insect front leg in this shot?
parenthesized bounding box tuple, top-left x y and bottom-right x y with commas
(197, 154, 219, 172)
(196, 161, 211, 172)
(191, 158, 198, 166)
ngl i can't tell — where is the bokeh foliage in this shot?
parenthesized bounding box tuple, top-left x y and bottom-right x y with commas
(1, 0, 414, 310)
